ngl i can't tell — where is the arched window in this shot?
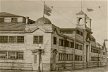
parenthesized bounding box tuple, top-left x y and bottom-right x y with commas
(79, 18, 83, 25)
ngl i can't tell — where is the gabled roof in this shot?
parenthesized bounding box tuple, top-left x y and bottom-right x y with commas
(0, 12, 23, 17)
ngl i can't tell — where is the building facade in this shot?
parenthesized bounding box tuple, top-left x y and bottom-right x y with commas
(0, 12, 107, 72)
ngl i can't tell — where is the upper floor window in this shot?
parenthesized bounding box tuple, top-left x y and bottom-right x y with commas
(75, 43, 83, 50)
(0, 18, 4, 23)
(91, 47, 99, 53)
(33, 36, 43, 44)
(17, 36, 24, 43)
(59, 39, 64, 46)
(18, 18, 23, 22)
(11, 18, 17, 23)
(64, 40, 69, 47)
(75, 44, 78, 49)
(4, 18, 11, 22)
(0, 36, 24, 43)
(53, 37, 57, 44)
(9, 36, 16, 43)
(0, 36, 8, 43)
(70, 42, 74, 48)
(65, 40, 69, 47)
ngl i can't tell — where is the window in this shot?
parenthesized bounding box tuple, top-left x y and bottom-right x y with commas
(0, 51, 7, 59)
(11, 18, 17, 23)
(18, 18, 23, 22)
(75, 43, 83, 50)
(91, 57, 99, 61)
(70, 54, 73, 61)
(59, 39, 64, 46)
(17, 36, 24, 43)
(0, 36, 24, 43)
(33, 36, 43, 44)
(17, 52, 24, 60)
(64, 40, 69, 47)
(70, 42, 74, 48)
(8, 51, 16, 59)
(75, 44, 78, 49)
(79, 45, 83, 50)
(77, 30, 80, 34)
(59, 53, 61, 61)
(91, 47, 99, 53)
(0, 18, 4, 23)
(0, 36, 8, 43)
(39, 36, 43, 44)
(0, 51, 24, 60)
(9, 36, 16, 43)
(75, 55, 82, 61)
(34, 55, 37, 63)
(58, 53, 73, 61)
(53, 37, 57, 44)
(4, 18, 11, 22)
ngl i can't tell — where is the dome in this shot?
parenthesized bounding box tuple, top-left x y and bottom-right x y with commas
(76, 10, 86, 15)
(35, 17, 52, 24)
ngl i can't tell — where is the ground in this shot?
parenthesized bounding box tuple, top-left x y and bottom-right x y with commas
(0, 66, 107, 72)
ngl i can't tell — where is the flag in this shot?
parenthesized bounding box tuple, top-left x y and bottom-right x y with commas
(87, 8, 94, 12)
(104, 39, 108, 41)
(103, 41, 106, 49)
(44, 4, 52, 16)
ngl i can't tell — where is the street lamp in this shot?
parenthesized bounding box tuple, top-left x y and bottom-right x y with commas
(31, 44, 44, 72)
(38, 44, 44, 72)
(38, 44, 42, 72)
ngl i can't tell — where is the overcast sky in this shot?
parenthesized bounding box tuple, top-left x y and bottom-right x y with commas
(0, 0, 107, 46)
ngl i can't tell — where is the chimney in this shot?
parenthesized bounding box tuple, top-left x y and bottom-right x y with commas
(25, 17, 29, 24)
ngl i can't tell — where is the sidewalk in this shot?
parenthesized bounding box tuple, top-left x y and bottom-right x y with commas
(0, 67, 107, 72)
(52, 66, 108, 72)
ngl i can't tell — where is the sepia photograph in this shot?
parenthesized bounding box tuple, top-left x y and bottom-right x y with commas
(0, 0, 108, 72)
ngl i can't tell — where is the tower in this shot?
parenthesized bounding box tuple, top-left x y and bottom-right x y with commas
(76, 10, 91, 30)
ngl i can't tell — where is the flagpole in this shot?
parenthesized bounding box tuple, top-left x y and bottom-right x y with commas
(43, 1, 45, 24)
(43, 1, 45, 18)
(81, 0, 82, 11)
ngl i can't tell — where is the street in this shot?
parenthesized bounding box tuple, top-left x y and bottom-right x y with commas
(0, 66, 108, 72)
(72, 66, 108, 72)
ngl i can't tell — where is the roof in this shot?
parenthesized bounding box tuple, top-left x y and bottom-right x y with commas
(0, 12, 23, 17)
(76, 10, 86, 15)
(35, 17, 52, 24)
(0, 23, 25, 31)
(60, 28, 75, 34)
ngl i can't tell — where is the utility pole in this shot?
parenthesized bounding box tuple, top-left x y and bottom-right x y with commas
(38, 49, 42, 72)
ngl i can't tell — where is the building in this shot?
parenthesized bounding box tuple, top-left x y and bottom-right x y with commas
(0, 11, 107, 72)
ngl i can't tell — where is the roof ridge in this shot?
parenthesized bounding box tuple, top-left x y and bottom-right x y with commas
(0, 12, 23, 17)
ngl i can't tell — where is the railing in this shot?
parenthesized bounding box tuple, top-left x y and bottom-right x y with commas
(0, 62, 33, 70)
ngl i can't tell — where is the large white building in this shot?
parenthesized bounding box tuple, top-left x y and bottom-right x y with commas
(0, 11, 107, 72)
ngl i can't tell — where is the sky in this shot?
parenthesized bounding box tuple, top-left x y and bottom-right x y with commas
(0, 0, 108, 46)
